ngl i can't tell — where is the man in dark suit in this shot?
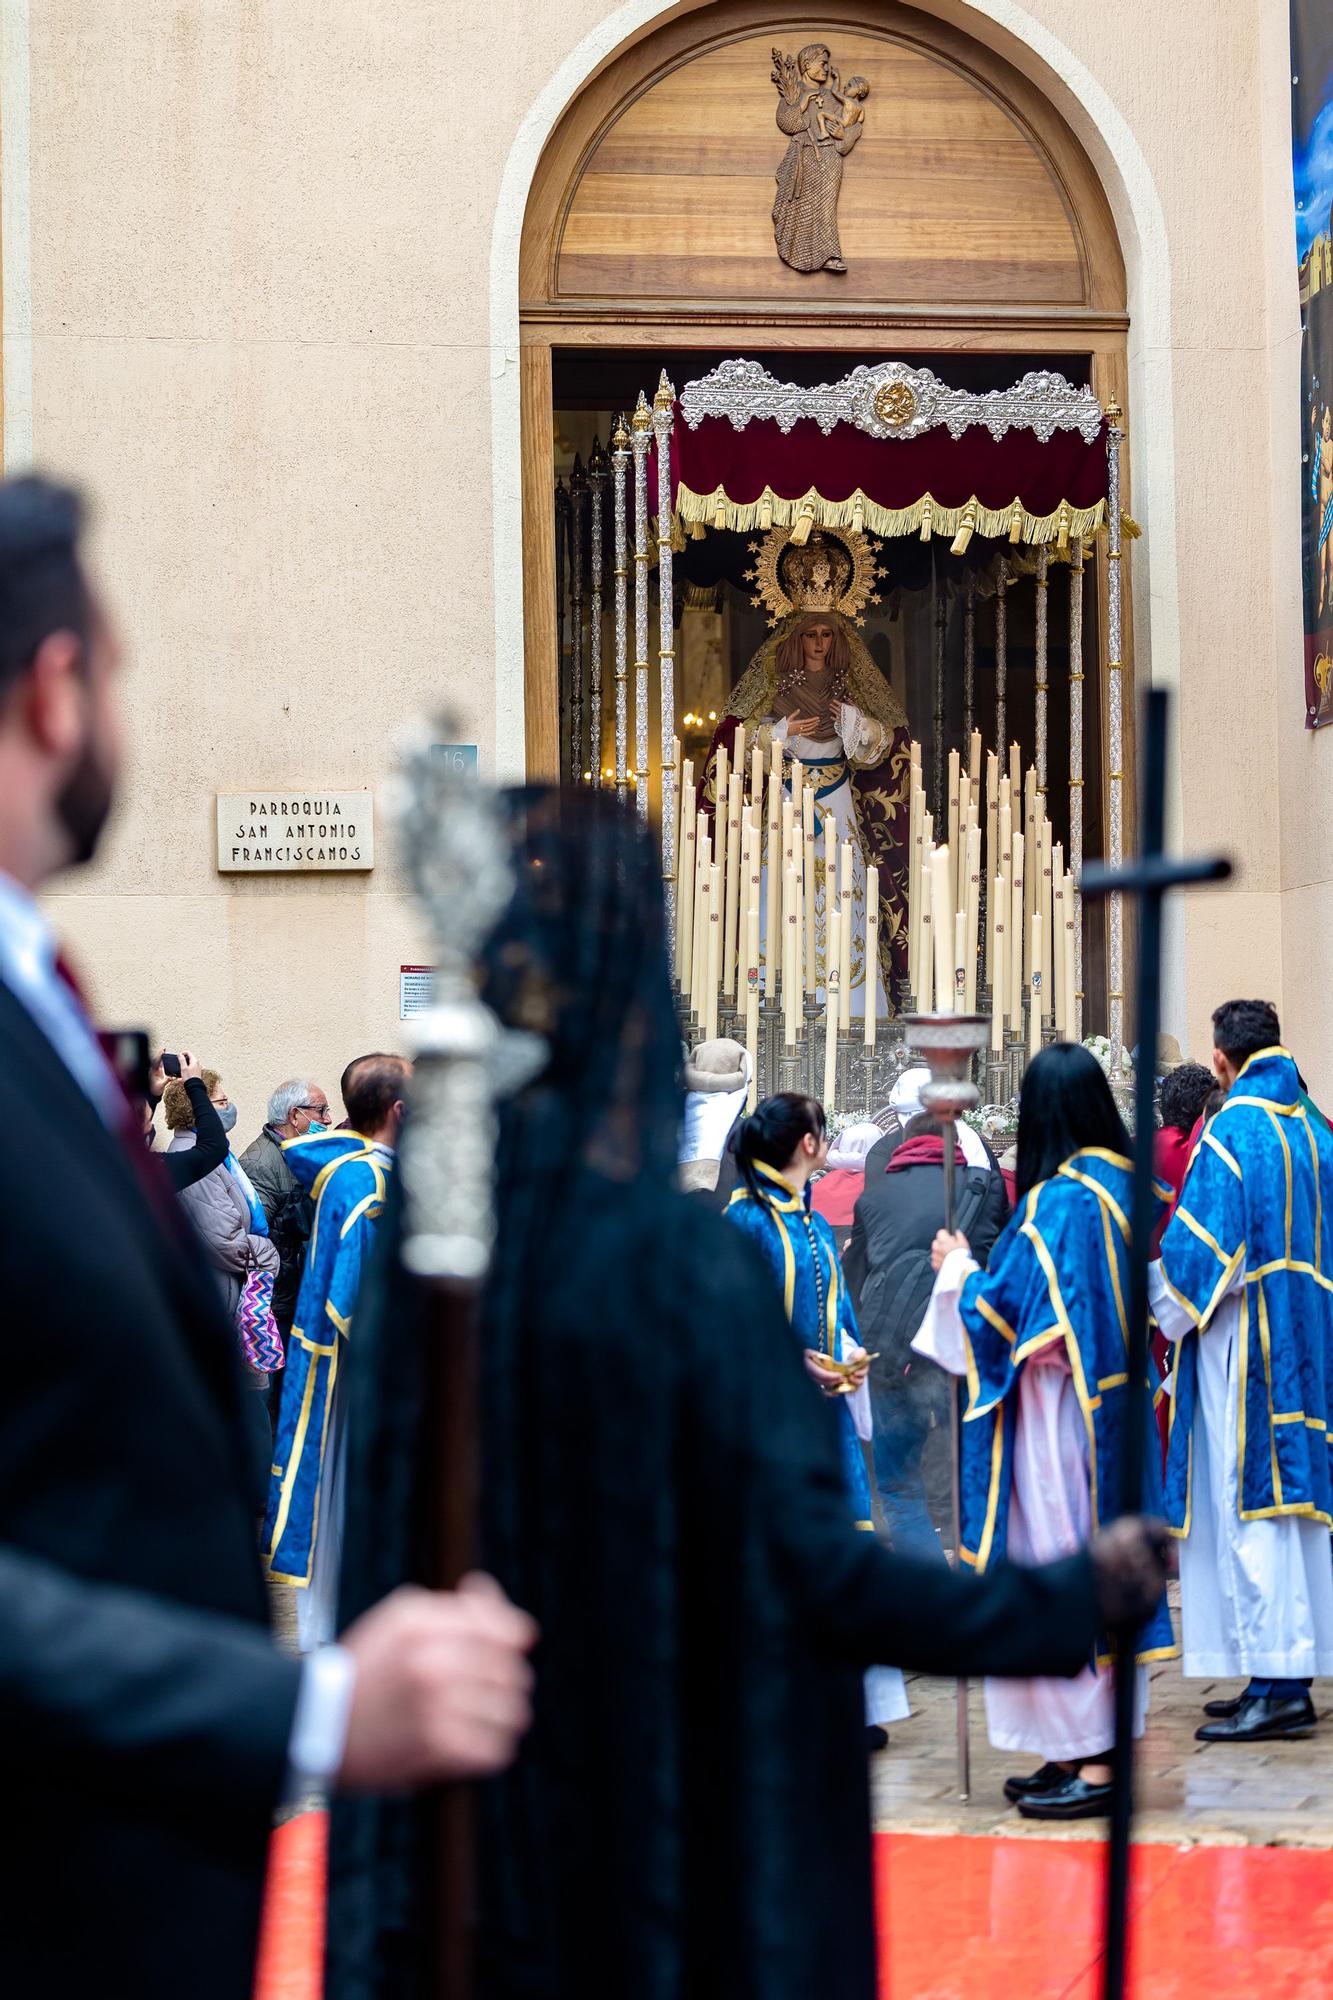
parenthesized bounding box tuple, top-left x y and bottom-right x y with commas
(0, 477, 536, 1998)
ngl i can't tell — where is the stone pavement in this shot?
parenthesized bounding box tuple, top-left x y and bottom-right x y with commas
(873, 1652, 1333, 1848)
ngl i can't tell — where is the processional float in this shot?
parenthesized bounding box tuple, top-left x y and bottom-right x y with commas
(554, 357, 1137, 1114)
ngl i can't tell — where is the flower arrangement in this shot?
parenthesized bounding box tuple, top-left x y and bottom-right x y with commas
(962, 1100, 1019, 1142)
(1082, 1033, 1133, 1079)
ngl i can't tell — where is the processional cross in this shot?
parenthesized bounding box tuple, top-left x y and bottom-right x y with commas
(1081, 686, 1229, 1999)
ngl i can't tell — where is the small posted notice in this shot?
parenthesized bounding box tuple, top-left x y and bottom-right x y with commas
(399, 965, 436, 1019)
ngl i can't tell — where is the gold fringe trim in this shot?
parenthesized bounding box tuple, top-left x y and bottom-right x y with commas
(675, 483, 1140, 549)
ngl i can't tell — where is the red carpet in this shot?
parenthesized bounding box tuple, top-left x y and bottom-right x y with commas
(253, 1812, 1333, 1998)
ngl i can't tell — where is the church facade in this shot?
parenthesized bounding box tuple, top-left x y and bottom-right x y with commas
(0, 2, 1321, 1114)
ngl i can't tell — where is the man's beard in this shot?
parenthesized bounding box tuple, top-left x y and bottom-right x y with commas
(55, 737, 115, 865)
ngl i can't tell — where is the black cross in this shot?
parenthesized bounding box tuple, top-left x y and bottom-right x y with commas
(1081, 686, 1230, 2000)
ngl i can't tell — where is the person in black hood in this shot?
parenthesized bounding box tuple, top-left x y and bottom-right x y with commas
(843, 1110, 1010, 1561)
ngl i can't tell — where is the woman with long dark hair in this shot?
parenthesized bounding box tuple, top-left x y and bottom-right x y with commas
(328, 799, 1172, 1999)
(724, 1092, 910, 1740)
(913, 1041, 1176, 1823)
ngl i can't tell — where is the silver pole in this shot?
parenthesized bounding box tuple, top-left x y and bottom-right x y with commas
(589, 436, 608, 790)
(653, 372, 677, 951)
(630, 392, 652, 824)
(611, 416, 630, 805)
(1035, 543, 1049, 806)
(963, 575, 976, 751)
(995, 558, 1009, 763)
(1105, 407, 1125, 1075)
(1069, 539, 1085, 1041)
(569, 456, 587, 782)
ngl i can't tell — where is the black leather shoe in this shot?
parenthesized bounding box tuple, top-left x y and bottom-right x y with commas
(1195, 1694, 1317, 1743)
(1016, 1772, 1114, 1821)
(1002, 1761, 1069, 1804)
(1202, 1694, 1246, 1719)
(866, 1725, 890, 1753)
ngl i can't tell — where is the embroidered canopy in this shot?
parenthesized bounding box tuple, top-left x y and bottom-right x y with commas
(667, 359, 1127, 551)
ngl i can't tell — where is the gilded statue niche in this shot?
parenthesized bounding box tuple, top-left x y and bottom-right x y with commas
(770, 43, 869, 274)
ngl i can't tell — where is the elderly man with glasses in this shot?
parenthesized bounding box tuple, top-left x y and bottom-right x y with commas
(239, 1078, 333, 1366)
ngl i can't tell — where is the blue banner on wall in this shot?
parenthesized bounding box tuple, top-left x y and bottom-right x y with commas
(1294, 6, 1333, 724)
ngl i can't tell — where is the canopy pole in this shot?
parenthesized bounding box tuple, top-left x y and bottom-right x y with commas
(589, 437, 607, 790)
(631, 392, 652, 823)
(1105, 407, 1126, 1074)
(962, 574, 976, 752)
(653, 374, 678, 950)
(1069, 539, 1085, 1040)
(1034, 545, 1049, 805)
(995, 558, 1009, 765)
(611, 416, 631, 806)
(570, 456, 587, 783)
(554, 477, 568, 780)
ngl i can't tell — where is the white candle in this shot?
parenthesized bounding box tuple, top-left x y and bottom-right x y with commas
(838, 839, 854, 1032)
(1039, 817, 1053, 1022)
(1052, 866, 1066, 1036)
(744, 824, 761, 1107)
(751, 745, 763, 819)
(714, 753, 730, 990)
(734, 724, 746, 790)
(823, 902, 841, 1112)
(964, 822, 981, 1013)
(907, 777, 923, 996)
(969, 728, 982, 789)
(947, 750, 961, 912)
(765, 750, 782, 998)
(802, 791, 817, 993)
(1010, 832, 1025, 1029)
(692, 841, 711, 1018)
(706, 861, 721, 1043)
(918, 843, 933, 1012)
(677, 782, 696, 990)
(953, 908, 967, 1015)
(1029, 912, 1043, 1058)
(930, 845, 954, 1016)
(984, 753, 998, 982)
(991, 876, 1006, 1049)
(785, 864, 800, 1048)
(822, 813, 837, 992)
(864, 866, 879, 1047)
(723, 772, 743, 998)
(1063, 872, 1077, 1043)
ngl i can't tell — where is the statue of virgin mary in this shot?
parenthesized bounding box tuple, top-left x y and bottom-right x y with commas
(703, 529, 910, 1010)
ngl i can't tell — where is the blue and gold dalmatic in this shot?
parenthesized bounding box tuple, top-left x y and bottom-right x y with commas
(264, 1130, 393, 1587)
(726, 1160, 874, 1527)
(954, 1147, 1175, 1661)
(1158, 1047, 1333, 1535)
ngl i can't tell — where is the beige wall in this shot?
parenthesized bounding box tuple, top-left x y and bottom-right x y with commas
(8, 0, 1329, 1113)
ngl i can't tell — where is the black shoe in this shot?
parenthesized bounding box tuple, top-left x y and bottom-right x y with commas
(1194, 1693, 1317, 1743)
(866, 1725, 890, 1753)
(1002, 1761, 1069, 1805)
(1202, 1694, 1246, 1719)
(1016, 1772, 1114, 1821)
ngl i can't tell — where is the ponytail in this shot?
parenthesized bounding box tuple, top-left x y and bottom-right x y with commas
(731, 1091, 826, 1204)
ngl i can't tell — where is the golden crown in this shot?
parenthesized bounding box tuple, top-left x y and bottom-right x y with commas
(743, 525, 886, 627)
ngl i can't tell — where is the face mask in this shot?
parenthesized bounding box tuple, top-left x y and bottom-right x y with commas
(306, 1120, 327, 1135)
(216, 1103, 238, 1133)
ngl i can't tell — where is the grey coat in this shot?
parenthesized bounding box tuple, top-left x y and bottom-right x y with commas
(169, 1138, 279, 1317)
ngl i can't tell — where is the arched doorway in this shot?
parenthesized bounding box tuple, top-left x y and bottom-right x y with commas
(516, 0, 1134, 1057)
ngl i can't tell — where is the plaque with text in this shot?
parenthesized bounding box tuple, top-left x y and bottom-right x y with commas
(216, 791, 374, 872)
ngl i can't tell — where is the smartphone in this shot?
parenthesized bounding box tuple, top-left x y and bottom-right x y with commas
(161, 1053, 182, 1078)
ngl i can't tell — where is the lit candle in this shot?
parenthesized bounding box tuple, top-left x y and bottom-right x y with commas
(1009, 740, 1021, 802)
(864, 865, 879, 1047)
(1029, 912, 1043, 1058)
(964, 822, 981, 1012)
(930, 845, 954, 1016)
(723, 771, 742, 998)
(706, 861, 722, 1043)
(991, 876, 1006, 1049)
(823, 902, 841, 1113)
(838, 839, 854, 1032)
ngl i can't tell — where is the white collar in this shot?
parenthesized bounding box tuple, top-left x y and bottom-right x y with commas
(0, 869, 57, 987)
